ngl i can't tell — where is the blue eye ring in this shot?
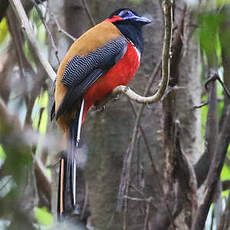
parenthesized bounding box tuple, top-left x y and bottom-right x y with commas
(119, 10, 132, 18)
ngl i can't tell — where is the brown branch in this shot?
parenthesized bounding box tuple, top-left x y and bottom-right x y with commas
(128, 100, 167, 202)
(191, 73, 230, 230)
(8, 0, 56, 81)
(128, 100, 159, 177)
(119, 1, 172, 229)
(205, 72, 230, 98)
(149, 68, 226, 230)
(128, 99, 180, 230)
(174, 122, 198, 228)
(126, 59, 161, 171)
(144, 201, 151, 230)
(222, 180, 230, 191)
(217, 190, 230, 230)
(192, 101, 208, 110)
(34, 155, 52, 204)
(160, 1, 177, 230)
(0, 0, 9, 22)
(149, 5, 189, 230)
(117, 59, 161, 210)
(194, 70, 218, 188)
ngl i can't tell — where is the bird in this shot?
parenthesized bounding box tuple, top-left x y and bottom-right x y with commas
(51, 8, 151, 219)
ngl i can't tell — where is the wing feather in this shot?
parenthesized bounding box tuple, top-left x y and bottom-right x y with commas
(55, 36, 127, 120)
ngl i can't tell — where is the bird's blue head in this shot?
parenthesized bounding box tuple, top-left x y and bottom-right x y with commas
(107, 9, 151, 54)
(107, 8, 151, 25)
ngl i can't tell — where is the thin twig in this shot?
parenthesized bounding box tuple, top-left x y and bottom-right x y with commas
(128, 60, 161, 158)
(119, 59, 161, 216)
(32, 0, 60, 65)
(80, 182, 89, 220)
(144, 201, 151, 230)
(37, 107, 45, 130)
(124, 195, 153, 203)
(205, 72, 230, 98)
(192, 101, 208, 110)
(81, 0, 95, 26)
(9, 0, 56, 81)
(0, 176, 13, 191)
(51, 12, 75, 42)
(128, 100, 161, 180)
(174, 122, 198, 226)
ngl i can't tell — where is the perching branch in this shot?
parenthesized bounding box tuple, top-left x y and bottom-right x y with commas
(9, 0, 56, 82)
(110, 2, 170, 104)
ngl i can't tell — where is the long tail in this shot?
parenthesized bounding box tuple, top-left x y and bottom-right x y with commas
(57, 99, 85, 220)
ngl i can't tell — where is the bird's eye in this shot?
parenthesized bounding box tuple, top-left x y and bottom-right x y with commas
(123, 11, 130, 17)
(118, 10, 131, 18)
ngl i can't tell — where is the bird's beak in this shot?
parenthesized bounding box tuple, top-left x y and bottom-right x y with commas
(123, 14, 151, 25)
(134, 15, 152, 24)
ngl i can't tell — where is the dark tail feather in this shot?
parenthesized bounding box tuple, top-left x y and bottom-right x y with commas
(57, 99, 84, 220)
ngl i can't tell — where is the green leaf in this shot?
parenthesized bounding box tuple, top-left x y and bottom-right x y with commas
(221, 164, 230, 196)
(221, 164, 230, 181)
(30, 7, 42, 28)
(201, 95, 208, 138)
(24, 41, 35, 67)
(0, 145, 6, 160)
(216, 0, 230, 6)
(0, 145, 6, 168)
(0, 18, 9, 44)
(34, 207, 53, 226)
(37, 23, 46, 45)
(32, 91, 48, 134)
(198, 13, 225, 60)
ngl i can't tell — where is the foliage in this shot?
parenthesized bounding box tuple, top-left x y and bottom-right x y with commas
(34, 207, 53, 227)
(198, 12, 224, 65)
(32, 91, 48, 134)
(0, 18, 8, 45)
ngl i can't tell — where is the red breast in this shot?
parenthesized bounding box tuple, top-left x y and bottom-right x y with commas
(82, 41, 140, 122)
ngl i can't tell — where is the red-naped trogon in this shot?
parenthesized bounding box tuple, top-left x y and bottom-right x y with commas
(51, 8, 151, 219)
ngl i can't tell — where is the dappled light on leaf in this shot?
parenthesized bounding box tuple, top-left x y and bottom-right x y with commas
(34, 207, 53, 226)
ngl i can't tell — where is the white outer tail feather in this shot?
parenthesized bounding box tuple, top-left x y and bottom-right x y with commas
(73, 99, 85, 206)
